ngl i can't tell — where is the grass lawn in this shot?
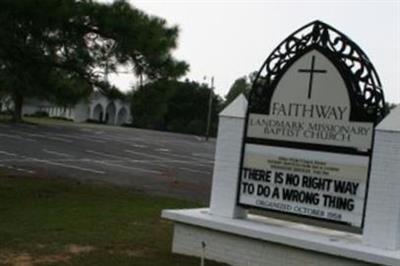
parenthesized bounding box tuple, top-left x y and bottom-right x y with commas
(0, 114, 12, 122)
(1, 115, 120, 130)
(0, 175, 227, 266)
(0, 116, 74, 126)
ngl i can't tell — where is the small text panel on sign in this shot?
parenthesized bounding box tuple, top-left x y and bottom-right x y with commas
(238, 144, 368, 227)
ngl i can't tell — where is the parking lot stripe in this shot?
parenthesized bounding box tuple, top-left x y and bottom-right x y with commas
(25, 133, 73, 143)
(178, 167, 211, 174)
(0, 163, 36, 174)
(158, 151, 213, 164)
(31, 158, 106, 174)
(125, 149, 166, 160)
(0, 150, 17, 156)
(86, 159, 161, 174)
(131, 144, 147, 148)
(124, 149, 212, 168)
(42, 149, 72, 158)
(85, 150, 128, 160)
(155, 148, 170, 152)
(53, 134, 107, 144)
(0, 133, 36, 142)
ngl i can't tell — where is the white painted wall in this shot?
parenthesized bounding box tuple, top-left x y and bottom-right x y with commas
(209, 94, 247, 219)
(364, 106, 400, 250)
(14, 92, 132, 126)
(73, 102, 90, 122)
(21, 105, 40, 116)
(87, 93, 131, 125)
(173, 223, 373, 266)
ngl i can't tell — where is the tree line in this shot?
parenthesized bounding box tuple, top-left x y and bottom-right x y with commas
(0, 0, 252, 137)
(131, 79, 222, 136)
(1, 1, 395, 137)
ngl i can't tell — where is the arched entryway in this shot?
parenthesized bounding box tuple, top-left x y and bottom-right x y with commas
(117, 107, 128, 125)
(105, 102, 116, 125)
(93, 104, 103, 122)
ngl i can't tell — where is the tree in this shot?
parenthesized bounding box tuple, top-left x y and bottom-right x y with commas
(384, 102, 397, 116)
(0, 0, 188, 121)
(131, 79, 222, 136)
(225, 77, 250, 106)
(224, 72, 257, 106)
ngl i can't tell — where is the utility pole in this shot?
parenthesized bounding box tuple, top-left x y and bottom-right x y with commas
(205, 76, 214, 141)
(139, 72, 143, 88)
(104, 61, 109, 83)
(102, 58, 109, 124)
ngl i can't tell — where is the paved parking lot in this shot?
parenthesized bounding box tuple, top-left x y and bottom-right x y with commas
(0, 121, 216, 203)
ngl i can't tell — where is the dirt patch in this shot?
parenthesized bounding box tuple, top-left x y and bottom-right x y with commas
(0, 252, 32, 266)
(7, 253, 31, 266)
(35, 244, 45, 249)
(0, 244, 95, 265)
(0, 251, 70, 266)
(66, 244, 96, 254)
(108, 246, 152, 257)
(122, 248, 147, 257)
(34, 254, 70, 264)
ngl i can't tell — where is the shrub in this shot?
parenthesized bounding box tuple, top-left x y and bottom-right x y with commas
(28, 111, 49, 117)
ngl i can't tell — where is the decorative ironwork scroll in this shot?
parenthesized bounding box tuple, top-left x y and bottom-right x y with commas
(249, 20, 386, 124)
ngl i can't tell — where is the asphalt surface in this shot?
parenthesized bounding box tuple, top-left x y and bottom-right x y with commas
(0, 121, 216, 203)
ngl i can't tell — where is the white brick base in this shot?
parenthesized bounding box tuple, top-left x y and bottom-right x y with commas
(364, 129, 400, 249)
(163, 208, 400, 266)
(173, 223, 373, 266)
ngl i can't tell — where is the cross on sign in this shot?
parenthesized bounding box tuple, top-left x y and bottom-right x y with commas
(298, 55, 327, 99)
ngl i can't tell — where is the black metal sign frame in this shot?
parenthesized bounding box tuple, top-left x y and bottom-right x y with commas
(236, 20, 386, 230)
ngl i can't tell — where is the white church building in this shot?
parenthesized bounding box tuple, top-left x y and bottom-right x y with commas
(2, 91, 132, 126)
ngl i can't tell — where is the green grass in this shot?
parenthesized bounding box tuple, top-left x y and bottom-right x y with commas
(0, 115, 74, 125)
(0, 114, 12, 122)
(0, 175, 227, 266)
(22, 117, 74, 125)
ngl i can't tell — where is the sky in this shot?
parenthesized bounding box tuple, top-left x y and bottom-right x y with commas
(106, 0, 400, 103)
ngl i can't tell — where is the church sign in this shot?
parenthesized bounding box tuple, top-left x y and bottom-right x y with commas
(237, 21, 385, 228)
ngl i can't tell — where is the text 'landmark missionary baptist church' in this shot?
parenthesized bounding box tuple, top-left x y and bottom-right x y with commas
(162, 20, 400, 266)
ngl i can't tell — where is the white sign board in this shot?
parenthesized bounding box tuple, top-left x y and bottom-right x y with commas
(239, 145, 368, 227)
(238, 49, 375, 228)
